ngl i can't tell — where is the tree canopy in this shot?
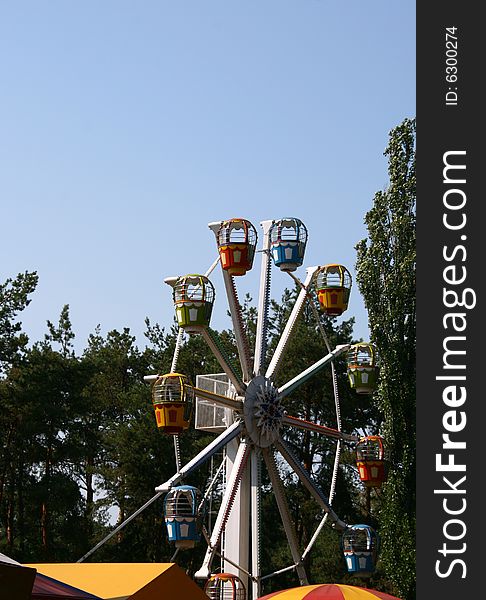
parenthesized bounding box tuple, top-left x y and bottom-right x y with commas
(355, 117, 416, 599)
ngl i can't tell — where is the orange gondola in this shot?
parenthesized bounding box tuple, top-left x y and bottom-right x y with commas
(204, 573, 246, 600)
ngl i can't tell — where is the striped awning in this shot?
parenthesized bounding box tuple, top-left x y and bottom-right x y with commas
(0, 559, 101, 600)
(32, 572, 102, 599)
(258, 584, 401, 600)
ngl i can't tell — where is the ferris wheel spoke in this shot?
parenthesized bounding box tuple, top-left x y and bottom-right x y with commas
(253, 220, 273, 377)
(275, 438, 348, 532)
(204, 255, 221, 278)
(208, 221, 253, 381)
(282, 414, 358, 443)
(170, 327, 184, 372)
(265, 266, 319, 381)
(286, 267, 347, 557)
(199, 455, 226, 516)
(201, 328, 246, 395)
(301, 438, 343, 561)
(155, 421, 243, 492)
(195, 439, 251, 580)
(77, 491, 163, 563)
(172, 435, 182, 472)
(277, 344, 350, 399)
(169, 329, 185, 471)
(191, 385, 243, 412)
(222, 271, 253, 381)
(303, 282, 345, 435)
(262, 448, 308, 586)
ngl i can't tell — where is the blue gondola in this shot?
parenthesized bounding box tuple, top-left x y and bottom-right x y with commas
(164, 485, 203, 549)
(270, 218, 308, 271)
(342, 524, 379, 577)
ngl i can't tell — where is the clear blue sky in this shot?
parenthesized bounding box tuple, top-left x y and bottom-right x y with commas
(1, 1, 415, 355)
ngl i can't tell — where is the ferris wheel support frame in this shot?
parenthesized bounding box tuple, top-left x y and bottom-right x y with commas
(221, 430, 251, 589)
(195, 438, 252, 580)
(250, 450, 262, 600)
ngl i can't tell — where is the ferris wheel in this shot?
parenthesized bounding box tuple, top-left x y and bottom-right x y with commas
(78, 217, 385, 600)
(147, 218, 384, 600)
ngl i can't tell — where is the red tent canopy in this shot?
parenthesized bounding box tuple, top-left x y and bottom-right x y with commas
(0, 559, 101, 600)
(32, 572, 102, 600)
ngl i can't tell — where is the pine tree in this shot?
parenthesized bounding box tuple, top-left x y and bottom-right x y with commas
(0, 271, 38, 373)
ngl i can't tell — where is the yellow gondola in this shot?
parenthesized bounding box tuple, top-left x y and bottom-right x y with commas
(151, 373, 194, 434)
(315, 264, 352, 316)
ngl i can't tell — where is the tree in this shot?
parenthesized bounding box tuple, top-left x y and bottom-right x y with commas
(80, 328, 149, 554)
(0, 271, 39, 558)
(0, 271, 38, 373)
(1, 305, 87, 561)
(355, 118, 416, 599)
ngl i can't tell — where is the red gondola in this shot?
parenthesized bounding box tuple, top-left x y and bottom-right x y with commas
(217, 218, 257, 276)
(356, 435, 388, 488)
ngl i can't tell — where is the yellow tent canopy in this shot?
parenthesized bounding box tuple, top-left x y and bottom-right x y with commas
(24, 563, 208, 600)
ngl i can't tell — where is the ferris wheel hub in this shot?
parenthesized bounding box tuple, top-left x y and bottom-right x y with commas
(243, 375, 283, 448)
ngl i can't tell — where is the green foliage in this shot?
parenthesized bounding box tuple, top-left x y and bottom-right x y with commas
(44, 304, 76, 358)
(355, 117, 416, 599)
(0, 305, 89, 560)
(0, 271, 38, 373)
